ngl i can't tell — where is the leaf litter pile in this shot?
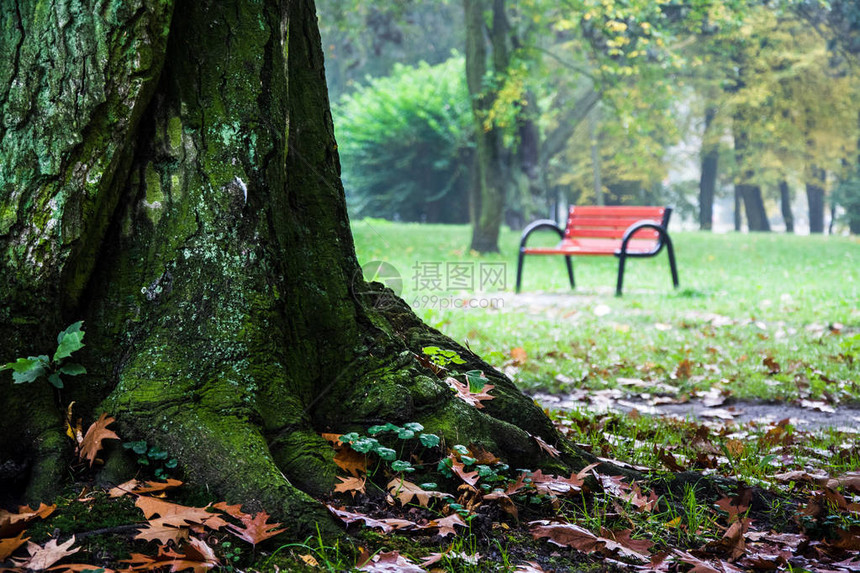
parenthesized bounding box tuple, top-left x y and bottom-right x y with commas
(2, 364, 860, 572)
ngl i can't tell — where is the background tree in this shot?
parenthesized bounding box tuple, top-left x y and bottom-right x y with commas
(0, 0, 591, 534)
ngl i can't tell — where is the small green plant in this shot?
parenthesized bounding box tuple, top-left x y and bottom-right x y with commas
(220, 540, 243, 569)
(1, 321, 87, 389)
(123, 440, 178, 480)
(339, 422, 441, 475)
(422, 346, 466, 369)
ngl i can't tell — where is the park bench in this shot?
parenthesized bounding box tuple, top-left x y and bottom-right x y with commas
(515, 205, 679, 296)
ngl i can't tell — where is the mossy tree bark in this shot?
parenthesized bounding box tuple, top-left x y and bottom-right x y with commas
(0, 0, 596, 535)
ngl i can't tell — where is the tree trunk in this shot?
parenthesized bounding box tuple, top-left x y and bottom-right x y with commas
(698, 106, 719, 231)
(463, 0, 507, 253)
(589, 109, 604, 206)
(733, 118, 770, 232)
(779, 180, 795, 233)
(806, 166, 826, 234)
(0, 0, 590, 535)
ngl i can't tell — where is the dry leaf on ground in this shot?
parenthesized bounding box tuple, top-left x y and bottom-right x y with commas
(386, 479, 451, 507)
(0, 503, 56, 538)
(225, 510, 286, 546)
(79, 413, 120, 466)
(11, 536, 79, 571)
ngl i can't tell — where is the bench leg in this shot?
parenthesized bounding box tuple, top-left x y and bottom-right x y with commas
(616, 253, 626, 296)
(565, 256, 575, 288)
(666, 238, 679, 288)
(516, 251, 525, 293)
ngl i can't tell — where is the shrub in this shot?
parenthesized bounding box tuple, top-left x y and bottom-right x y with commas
(333, 55, 474, 223)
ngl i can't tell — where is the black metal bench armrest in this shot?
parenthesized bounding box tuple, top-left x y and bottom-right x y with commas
(519, 219, 565, 251)
(617, 220, 670, 257)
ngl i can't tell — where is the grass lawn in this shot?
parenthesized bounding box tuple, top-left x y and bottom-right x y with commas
(352, 220, 859, 403)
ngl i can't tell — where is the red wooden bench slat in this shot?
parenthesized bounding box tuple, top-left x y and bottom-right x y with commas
(523, 238, 658, 256)
(566, 228, 660, 239)
(564, 217, 652, 228)
(570, 206, 665, 218)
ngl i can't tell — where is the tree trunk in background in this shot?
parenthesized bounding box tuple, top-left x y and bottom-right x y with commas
(0, 0, 588, 533)
(734, 190, 742, 231)
(698, 106, 719, 230)
(779, 180, 794, 233)
(806, 167, 826, 234)
(463, 0, 508, 253)
(733, 117, 770, 231)
(589, 110, 604, 206)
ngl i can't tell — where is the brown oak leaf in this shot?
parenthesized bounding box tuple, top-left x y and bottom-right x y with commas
(448, 454, 479, 486)
(531, 434, 560, 458)
(134, 520, 189, 545)
(358, 550, 424, 572)
(0, 503, 56, 538)
(333, 447, 368, 477)
(445, 376, 494, 409)
(135, 497, 227, 530)
(0, 531, 29, 561)
(78, 413, 120, 466)
(11, 536, 79, 570)
(431, 513, 466, 537)
(326, 506, 417, 533)
(225, 510, 286, 546)
(386, 478, 451, 507)
(335, 476, 367, 497)
(530, 521, 606, 553)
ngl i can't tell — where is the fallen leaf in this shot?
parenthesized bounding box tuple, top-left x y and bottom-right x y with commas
(530, 521, 606, 553)
(431, 513, 466, 537)
(445, 376, 495, 409)
(134, 520, 189, 545)
(335, 476, 367, 497)
(135, 497, 227, 530)
(135, 479, 184, 494)
(0, 503, 56, 537)
(510, 347, 528, 365)
(109, 478, 184, 498)
(826, 472, 860, 493)
(47, 564, 117, 572)
(226, 510, 286, 546)
(448, 454, 479, 486)
(387, 478, 451, 507)
(0, 531, 29, 561)
(529, 470, 585, 496)
(78, 413, 120, 466)
(358, 550, 424, 572)
(299, 553, 320, 566)
(484, 489, 518, 519)
(326, 506, 417, 533)
(532, 434, 560, 458)
(656, 447, 686, 472)
(108, 479, 142, 498)
(211, 501, 246, 519)
(333, 447, 368, 477)
(672, 548, 744, 573)
(763, 356, 781, 374)
(11, 536, 79, 570)
(599, 528, 653, 560)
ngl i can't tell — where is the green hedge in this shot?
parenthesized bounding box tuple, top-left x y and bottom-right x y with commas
(333, 55, 474, 223)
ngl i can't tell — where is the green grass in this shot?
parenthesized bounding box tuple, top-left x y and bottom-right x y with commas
(352, 220, 860, 404)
